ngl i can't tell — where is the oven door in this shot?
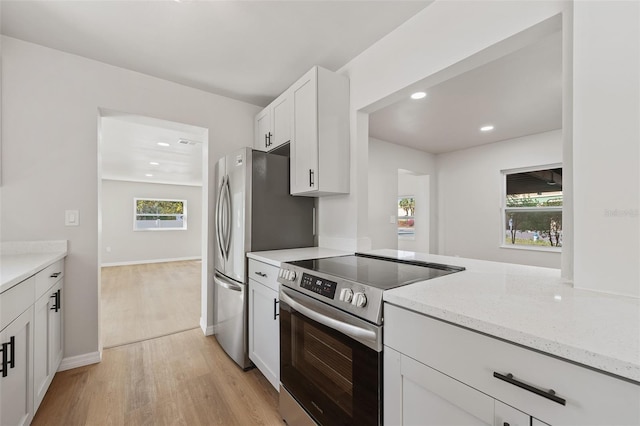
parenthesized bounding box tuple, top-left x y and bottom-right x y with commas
(279, 286, 382, 426)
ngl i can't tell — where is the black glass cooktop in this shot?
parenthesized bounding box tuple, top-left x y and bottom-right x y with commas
(287, 253, 465, 290)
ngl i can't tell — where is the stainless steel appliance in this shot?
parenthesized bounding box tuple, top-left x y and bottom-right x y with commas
(214, 147, 314, 369)
(277, 253, 465, 426)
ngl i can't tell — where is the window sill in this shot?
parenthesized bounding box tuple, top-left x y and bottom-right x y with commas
(133, 228, 187, 232)
(499, 244, 561, 253)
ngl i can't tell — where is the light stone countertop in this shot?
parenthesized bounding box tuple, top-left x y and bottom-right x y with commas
(1, 241, 68, 293)
(368, 249, 640, 384)
(247, 247, 351, 267)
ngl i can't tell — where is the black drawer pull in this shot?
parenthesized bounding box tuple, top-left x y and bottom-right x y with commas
(1, 336, 15, 378)
(255, 271, 267, 278)
(50, 272, 62, 278)
(493, 372, 566, 406)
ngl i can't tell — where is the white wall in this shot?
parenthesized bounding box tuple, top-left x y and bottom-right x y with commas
(572, 1, 639, 297)
(368, 137, 436, 251)
(101, 180, 202, 265)
(323, 0, 568, 253)
(0, 37, 260, 363)
(437, 130, 562, 268)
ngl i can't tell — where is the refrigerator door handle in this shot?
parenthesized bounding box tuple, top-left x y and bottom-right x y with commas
(214, 272, 242, 292)
(215, 175, 227, 260)
(223, 174, 232, 259)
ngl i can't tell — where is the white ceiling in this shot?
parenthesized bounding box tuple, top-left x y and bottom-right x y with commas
(2, 1, 561, 183)
(1, 0, 431, 185)
(100, 113, 206, 186)
(1, 0, 430, 107)
(369, 31, 563, 154)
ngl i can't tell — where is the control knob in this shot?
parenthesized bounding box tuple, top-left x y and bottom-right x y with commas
(289, 270, 297, 281)
(352, 292, 367, 308)
(339, 288, 353, 303)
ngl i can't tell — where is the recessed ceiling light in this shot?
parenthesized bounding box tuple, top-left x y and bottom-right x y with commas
(480, 125, 495, 132)
(145, 174, 153, 177)
(157, 142, 170, 147)
(410, 92, 427, 100)
(149, 162, 160, 166)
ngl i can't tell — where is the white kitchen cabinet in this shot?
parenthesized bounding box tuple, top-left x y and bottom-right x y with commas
(254, 91, 292, 152)
(290, 66, 349, 196)
(0, 306, 34, 426)
(384, 303, 640, 426)
(34, 278, 63, 411)
(248, 259, 280, 390)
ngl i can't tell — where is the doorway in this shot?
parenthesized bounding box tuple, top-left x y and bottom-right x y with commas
(98, 111, 208, 348)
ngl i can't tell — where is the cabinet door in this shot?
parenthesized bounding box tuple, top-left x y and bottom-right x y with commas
(271, 92, 291, 149)
(33, 281, 63, 411)
(385, 346, 494, 426)
(0, 307, 34, 426)
(494, 400, 530, 426)
(248, 279, 279, 390)
(291, 68, 318, 195)
(254, 108, 271, 151)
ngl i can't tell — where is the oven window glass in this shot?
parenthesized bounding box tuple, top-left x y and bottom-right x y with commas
(281, 301, 381, 426)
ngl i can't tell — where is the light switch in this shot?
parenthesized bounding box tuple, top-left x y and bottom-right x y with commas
(390, 215, 396, 224)
(65, 210, 79, 226)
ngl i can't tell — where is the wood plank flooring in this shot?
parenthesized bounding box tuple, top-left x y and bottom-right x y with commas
(101, 261, 201, 348)
(32, 328, 284, 426)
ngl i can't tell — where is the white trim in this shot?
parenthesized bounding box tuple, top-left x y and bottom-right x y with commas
(200, 317, 215, 336)
(58, 351, 102, 371)
(500, 244, 562, 253)
(101, 256, 201, 267)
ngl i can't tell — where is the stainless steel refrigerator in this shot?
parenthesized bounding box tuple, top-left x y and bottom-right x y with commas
(214, 147, 315, 369)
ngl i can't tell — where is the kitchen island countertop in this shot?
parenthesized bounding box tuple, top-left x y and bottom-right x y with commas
(370, 249, 640, 384)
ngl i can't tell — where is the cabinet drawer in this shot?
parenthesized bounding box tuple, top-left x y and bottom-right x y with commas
(248, 260, 279, 292)
(35, 260, 64, 299)
(384, 304, 640, 426)
(1, 276, 35, 330)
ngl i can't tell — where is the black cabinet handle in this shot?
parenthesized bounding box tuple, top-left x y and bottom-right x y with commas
(255, 271, 267, 278)
(273, 299, 279, 320)
(268, 132, 272, 146)
(50, 271, 62, 278)
(493, 372, 566, 406)
(1, 336, 15, 378)
(309, 169, 314, 187)
(50, 289, 61, 312)
(264, 133, 268, 148)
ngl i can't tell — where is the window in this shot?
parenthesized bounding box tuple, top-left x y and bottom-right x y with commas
(503, 166, 562, 249)
(397, 196, 415, 239)
(134, 198, 187, 231)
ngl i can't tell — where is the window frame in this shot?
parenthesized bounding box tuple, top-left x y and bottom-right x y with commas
(500, 164, 562, 252)
(133, 197, 188, 232)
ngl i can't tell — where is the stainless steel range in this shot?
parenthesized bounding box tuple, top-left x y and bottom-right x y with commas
(277, 253, 465, 426)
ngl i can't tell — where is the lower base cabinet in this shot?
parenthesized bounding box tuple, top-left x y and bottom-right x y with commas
(248, 278, 280, 390)
(384, 303, 640, 426)
(0, 307, 34, 426)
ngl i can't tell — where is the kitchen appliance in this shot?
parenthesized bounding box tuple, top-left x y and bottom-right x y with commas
(277, 253, 465, 426)
(214, 147, 314, 369)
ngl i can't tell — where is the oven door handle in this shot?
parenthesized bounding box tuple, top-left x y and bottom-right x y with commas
(280, 288, 378, 344)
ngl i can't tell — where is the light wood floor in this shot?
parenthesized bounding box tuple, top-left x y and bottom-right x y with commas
(32, 328, 284, 426)
(101, 261, 201, 348)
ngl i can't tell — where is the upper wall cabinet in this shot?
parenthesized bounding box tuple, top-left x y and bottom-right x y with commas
(290, 66, 349, 196)
(254, 90, 292, 152)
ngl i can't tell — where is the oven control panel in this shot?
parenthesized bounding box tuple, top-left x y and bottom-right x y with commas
(279, 266, 374, 313)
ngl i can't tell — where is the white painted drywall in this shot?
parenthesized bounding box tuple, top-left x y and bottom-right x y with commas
(368, 137, 436, 251)
(572, 1, 640, 297)
(101, 180, 202, 265)
(0, 37, 260, 361)
(323, 0, 568, 253)
(437, 130, 562, 269)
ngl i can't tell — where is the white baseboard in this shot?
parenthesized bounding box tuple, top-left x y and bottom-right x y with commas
(101, 256, 202, 267)
(58, 351, 102, 371)
(200, 317, 215, 336)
